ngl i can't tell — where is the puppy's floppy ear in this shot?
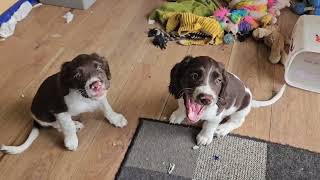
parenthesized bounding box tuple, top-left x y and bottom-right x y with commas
(91, 53, 111, 80)
(217, 62, 225, 69)
(169, 56, 193, 99)
(60, 61, 71, 81)
(60, 61, 73, 94)
(217, 62, 228, 107)
(103, 59, 111, 80)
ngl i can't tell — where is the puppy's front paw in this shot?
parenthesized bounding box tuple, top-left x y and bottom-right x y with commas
(214, 126, 230, 137)
(109, 114, 128, 128)
(196, 133, 213, 146)
(64, 135, 78, 151)
(74, 121, 84, 132)
(169, 111, 185, 124)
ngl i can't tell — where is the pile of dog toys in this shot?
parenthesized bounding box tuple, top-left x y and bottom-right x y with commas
(147, 0, 291, 48)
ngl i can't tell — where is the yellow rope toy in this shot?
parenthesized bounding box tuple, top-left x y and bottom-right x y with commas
(163, 12, 224, 45)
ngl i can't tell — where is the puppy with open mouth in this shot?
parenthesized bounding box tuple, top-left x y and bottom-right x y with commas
(0, 53, 127, 154)
(169, 56, 286, 146)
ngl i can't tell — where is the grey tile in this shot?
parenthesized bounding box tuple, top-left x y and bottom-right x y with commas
(124, 120, 200, 178)
(117, 166, 191, 180)
(266, 143, 320, 180)
(193, 136, 267, 180)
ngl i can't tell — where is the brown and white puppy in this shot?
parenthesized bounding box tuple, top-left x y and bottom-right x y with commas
(169, 56, 286, 145)
(0, 53, 127, 154)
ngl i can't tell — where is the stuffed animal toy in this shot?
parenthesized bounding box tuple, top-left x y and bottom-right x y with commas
(238, 15, 259, 31)
(213, 7, 258, 42)
(229, 9, 248, 23)
(213, 8, 239, 35)
(214, 7, 230, 20)
(252, 25, 287, 64)
(268, 0, 291, 17)
(221, 16, 239, 35)
(228, 0, 277, 24)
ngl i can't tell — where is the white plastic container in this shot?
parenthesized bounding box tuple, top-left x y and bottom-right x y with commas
(39, 0, 96, 10)
(285, 15, 320, 93)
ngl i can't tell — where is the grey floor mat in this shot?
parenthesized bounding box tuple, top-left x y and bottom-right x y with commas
(117, 119, 320, 180)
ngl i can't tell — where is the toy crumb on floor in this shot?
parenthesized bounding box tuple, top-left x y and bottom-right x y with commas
(20, 94, 25, 98)
(63, 12, 74, 24)
(51, 33, 62, 38)
(112, 141, 123, 146)
(168, 163, 175, 174)
(192, 145, 199, 150)
(213, 155, 220, 160)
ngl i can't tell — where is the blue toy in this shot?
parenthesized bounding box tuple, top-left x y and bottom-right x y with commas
(292, 0, 320, 15)
(223, 33, 235, 44)
(315, 0, 320, 15)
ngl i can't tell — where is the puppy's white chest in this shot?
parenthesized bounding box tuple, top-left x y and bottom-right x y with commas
(64, 90, 101, 116)
(200, 104, 237, 121)
(200, 105, 219, 120)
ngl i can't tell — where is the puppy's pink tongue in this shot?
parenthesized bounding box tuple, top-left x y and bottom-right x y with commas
(186, 98, 203, 123)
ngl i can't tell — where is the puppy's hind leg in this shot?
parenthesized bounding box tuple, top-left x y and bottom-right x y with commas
(74, 121, 84, 131)
(214, 112, 247, 137)
(169, 99, 186, 124)
(215, 100, 251, 137)
(48, 121, 84, 132)
(55, 113, 79, 151)
(32, 114, 83, 132)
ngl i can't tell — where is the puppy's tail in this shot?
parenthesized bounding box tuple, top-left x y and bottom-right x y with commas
(251, 84, 287, 108)
(0, 123, 40, 154)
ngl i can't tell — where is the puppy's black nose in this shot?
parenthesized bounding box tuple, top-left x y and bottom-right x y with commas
(197, 93, 213, 105)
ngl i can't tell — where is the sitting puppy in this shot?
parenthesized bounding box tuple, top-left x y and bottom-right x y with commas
(169, 56, 285, 145)
(0, 53, 127, 154)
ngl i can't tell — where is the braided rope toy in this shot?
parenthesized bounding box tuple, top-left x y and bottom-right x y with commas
(147, 27, 212, 49)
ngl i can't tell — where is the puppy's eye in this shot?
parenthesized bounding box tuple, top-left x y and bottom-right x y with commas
(190, 72, 199, 80)
(215, 78, 222, 84)
(74, 72, 81, 79)
(95, 63, 103, 71)
(73, 68, 83, 79)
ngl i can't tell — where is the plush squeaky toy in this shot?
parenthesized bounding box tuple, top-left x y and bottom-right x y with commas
(252, 24, 288, 64)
